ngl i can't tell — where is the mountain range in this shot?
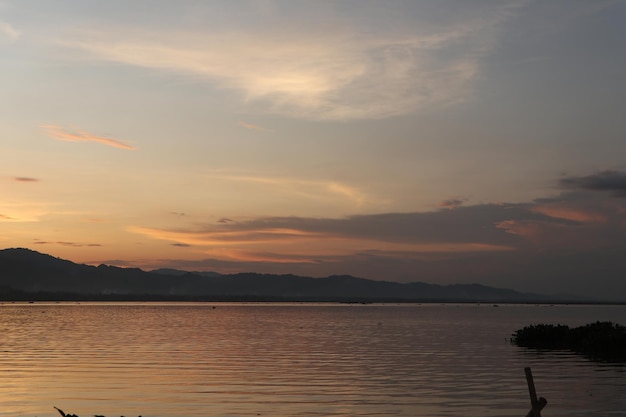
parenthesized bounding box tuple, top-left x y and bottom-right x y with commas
(0, 248, 560, 302)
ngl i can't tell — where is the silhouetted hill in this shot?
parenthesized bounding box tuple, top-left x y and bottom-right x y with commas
(0, 248, 557, 302)
(151, 268, 223, 278)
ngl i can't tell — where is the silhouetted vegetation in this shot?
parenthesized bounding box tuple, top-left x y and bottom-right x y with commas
(512, 321, 626, 362)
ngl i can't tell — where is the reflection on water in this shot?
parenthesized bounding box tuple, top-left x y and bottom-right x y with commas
(0, 303, 625, 417)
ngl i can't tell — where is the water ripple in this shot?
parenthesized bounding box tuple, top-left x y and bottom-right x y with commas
(0, 303, 625, 416)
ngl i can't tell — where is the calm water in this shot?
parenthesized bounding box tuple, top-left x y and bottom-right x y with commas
(0, 303, 625, 417)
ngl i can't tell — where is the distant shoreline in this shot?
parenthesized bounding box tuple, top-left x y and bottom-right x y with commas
(1, 293, 624, 306)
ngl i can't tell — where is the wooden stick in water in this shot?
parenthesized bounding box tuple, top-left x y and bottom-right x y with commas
(525, 397, 547, 417)
(524, 367, 547, 417)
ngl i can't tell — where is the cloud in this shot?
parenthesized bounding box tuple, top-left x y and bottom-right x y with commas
(495, 218, 607, 251)
(129, 205, 525, 265)
(560, 170, 626, 197)
(0, 21, 19, 41)
(212, 173, 368, 206)
(531, 204, 607, 223)
(238, 121, 274, 132)
(171, 243, 191, 247)
(53, 3, 517, 120)
(13, 177, 39, 182)
(124, 171, 626, 298)
(41, 125, 136, 150)
(496, 189, 626, 252)
(33, 241, 102, 247)
(438, 197, 467, 209)
(129, 214, 516, 274)
(0, 202, 45, 222)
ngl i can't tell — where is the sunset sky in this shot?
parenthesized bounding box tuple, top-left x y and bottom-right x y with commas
(2, 0, 626, 299)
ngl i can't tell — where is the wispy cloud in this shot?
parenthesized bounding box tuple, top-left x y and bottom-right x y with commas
(560, 170, 626, 197)
(129, 225, 329, 248)
(531, 204, 607, 224)
(0, 202, 45, 222)
(438, 197, 468, 209)
(13, 177, 39, 182)
(213, 173, 368, 206)
(238, 121, 274, 132)
(171, 243, 191, 248)
(53, 3, 517, 120)
(0, 21, 19, 41)
(42, 125, 136, 150)
(33, 240, 102, 247)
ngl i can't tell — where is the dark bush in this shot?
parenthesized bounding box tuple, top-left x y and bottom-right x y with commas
(511, 321, 626, 362)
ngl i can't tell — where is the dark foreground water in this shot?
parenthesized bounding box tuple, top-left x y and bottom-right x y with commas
(1, 302, 625, 417)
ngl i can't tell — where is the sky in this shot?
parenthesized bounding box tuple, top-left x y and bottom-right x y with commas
(2, 0, 626, 300)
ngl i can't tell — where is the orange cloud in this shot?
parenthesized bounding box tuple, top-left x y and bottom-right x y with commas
(129, 224, 513, 265)
(42, 125, 136, 150)
(129, 226, 325, 246)
(531, 205, 606, 223)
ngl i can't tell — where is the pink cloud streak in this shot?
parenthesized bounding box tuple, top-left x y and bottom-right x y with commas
(42, 125, 136, 150)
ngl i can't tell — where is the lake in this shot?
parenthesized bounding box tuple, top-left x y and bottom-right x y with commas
(0, 303, 625, 417)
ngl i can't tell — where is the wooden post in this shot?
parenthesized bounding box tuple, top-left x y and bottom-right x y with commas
(524, 367, 547, 417)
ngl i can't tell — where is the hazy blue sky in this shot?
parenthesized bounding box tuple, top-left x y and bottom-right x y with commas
(2, 0, 626, 299)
